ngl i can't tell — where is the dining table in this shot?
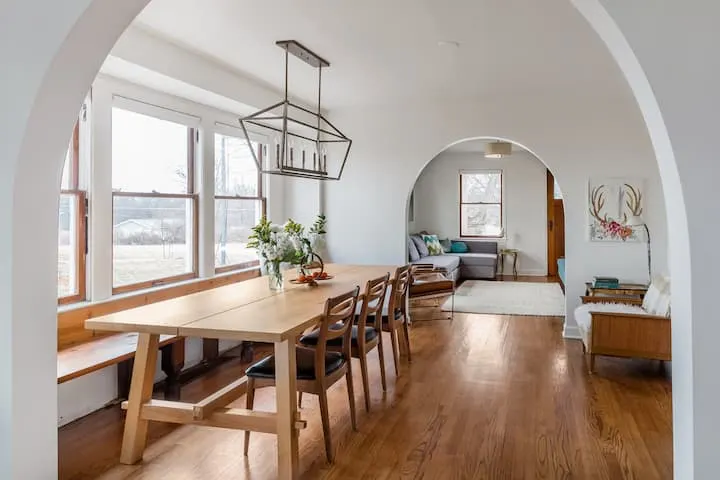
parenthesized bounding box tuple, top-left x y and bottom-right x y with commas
(85, 263, 397, 479)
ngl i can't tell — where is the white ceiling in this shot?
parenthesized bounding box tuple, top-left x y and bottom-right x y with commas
(133, 0, 626, 110)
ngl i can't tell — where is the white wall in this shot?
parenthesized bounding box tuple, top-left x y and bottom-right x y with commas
(324, 93, 669, 340)
(413, 150, 548, 275)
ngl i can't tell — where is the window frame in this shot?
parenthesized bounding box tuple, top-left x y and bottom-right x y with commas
(459, 170, 504, 239)
(214, 134, 266, 274)
(110, 106, 200, 295)
(58, 121, 88, 305)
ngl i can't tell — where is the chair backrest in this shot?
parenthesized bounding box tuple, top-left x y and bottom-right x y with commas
(313, 286, 360, 378)
(357, 273, 391, 332)
(387, 265, 412, 321)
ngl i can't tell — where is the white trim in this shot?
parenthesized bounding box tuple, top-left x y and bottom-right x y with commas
(562, 323, 582, 340)
(112, 94, 201, 128)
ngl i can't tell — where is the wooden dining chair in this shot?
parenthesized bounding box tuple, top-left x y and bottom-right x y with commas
(300, 273, 391, 412)
(377, 265, 413, 376)
(243, 287, 360, 463)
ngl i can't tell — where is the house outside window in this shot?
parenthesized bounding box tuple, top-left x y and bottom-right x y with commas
(459, 171, 503, 237)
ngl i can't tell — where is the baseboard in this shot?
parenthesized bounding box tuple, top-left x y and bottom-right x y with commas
(517, 269, 549, 276)
(563, 324, 582, 340)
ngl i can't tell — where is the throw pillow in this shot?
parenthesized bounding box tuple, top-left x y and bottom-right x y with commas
(408, 237, 421, 262)
(450, 241, 468, 253)
(423, 234, 444, 256)
(411, 234, 430, 257)
(440, 238, 452, 253)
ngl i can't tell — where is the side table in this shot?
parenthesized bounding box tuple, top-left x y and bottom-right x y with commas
(498, 248, 519, 279)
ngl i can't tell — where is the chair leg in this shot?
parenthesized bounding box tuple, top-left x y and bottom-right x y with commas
(318, 389, 334, 463)
(243, 378, 256, 456)
(377, 336, 388, 391)
(345, 364, 358, 431)
(589, 354, 596, 374)
(401, 321, 412, 363)
(389, 327, 400, 377)
(358, 352, 371, 412)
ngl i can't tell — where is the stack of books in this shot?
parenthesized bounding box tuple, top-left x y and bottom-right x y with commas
(593, 276, 619, 289)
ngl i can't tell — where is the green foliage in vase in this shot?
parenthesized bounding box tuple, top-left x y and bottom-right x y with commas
(309, 214, 327, 235)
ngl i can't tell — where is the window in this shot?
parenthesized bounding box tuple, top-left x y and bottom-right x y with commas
(111, 106, 198, 293)
(459, 171, 503, 237)
(214, 133, 265, 273)
(58, 121, 87, 304)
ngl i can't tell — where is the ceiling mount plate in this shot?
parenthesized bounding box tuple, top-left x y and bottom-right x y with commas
(276, 40, 330, 68)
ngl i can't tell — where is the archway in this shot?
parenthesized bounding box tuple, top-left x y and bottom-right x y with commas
(406, 137, 568, 299)
(0, 1, 693, 478)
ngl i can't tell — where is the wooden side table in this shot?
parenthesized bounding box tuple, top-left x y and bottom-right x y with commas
(498, 248, 519, 279)
(584, 282, 648, 300)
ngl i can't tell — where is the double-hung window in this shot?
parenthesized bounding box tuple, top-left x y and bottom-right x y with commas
(214, 131, 266, 273)
(459, 171, 503, 237)
(111, 103, 198, 293)
(58, 120, 88, 304)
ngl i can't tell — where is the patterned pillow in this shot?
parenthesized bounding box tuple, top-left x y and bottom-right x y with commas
(423, 234, 444, 256)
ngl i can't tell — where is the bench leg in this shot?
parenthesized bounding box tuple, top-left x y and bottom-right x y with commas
(120, 333, 160, 465)
(203, 338, 219, 363)
(240, 341, 255, 363)
(117, 358, 134, 400)
(161, 340, 185, 401)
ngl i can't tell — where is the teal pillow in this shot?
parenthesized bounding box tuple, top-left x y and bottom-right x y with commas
(422, 234, 444, 255)
(450, 241, 468, 253)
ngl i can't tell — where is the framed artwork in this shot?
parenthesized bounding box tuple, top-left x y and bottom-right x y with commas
(588, 178, 644, 242)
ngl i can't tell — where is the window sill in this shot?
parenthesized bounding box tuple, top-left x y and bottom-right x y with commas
(57, 266, 261, 314)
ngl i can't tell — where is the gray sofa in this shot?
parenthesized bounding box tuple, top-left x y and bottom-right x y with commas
(408, 235, 498, 281)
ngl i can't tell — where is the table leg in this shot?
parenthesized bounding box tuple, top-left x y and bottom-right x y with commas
(512, 253, 518, 280)
(120, 333, 160, 464)
(274, 339, 300, 479)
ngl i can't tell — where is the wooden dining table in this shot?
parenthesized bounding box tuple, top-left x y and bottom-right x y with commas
(85, 264, 397, 479)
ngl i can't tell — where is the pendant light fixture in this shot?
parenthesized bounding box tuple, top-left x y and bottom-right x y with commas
(239, 40, 352, 181)
(485, 141, 512, 159)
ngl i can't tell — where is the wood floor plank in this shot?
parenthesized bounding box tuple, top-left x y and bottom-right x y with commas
(60, 292, 673, 480)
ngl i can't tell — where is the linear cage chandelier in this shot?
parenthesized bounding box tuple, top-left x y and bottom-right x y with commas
(239, 40, 352, 181)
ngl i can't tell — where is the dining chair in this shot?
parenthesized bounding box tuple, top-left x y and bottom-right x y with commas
(243, 287, 360, 463)
(376, 265, 413, 376)
(300, 273, 391, 412)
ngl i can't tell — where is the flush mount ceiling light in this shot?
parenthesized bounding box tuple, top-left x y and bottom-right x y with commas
(485, 141, 513, 159)
(239, 40, 352, 181)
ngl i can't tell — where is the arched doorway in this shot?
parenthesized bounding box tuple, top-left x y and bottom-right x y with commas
(0, 1, 699, 477)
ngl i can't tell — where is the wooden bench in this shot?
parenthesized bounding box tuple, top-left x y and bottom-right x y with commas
(58, 333, 185, 399)
(56, 269, 261, 407)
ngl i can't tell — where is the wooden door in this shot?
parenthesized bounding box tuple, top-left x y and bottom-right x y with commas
(547, 170, 565, 276)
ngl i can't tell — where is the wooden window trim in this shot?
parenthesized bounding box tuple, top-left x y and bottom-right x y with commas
(214, 141, 265, 274)
(459, 171, 504, 239)
(111, 126, 199, 295)
(58, 120, 87, 305)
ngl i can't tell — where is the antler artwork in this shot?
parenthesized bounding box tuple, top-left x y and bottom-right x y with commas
(589, 183, 639, 241)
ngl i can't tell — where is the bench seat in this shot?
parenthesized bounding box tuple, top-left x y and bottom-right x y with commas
(58, 333, 180, 384)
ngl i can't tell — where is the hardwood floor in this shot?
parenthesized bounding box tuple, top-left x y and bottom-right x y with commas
(60, 302, 672, 479)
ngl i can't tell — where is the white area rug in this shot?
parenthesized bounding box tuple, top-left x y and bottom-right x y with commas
(441, 281, 565, 316)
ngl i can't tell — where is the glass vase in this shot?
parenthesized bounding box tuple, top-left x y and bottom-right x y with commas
(266, 260, 284, 292)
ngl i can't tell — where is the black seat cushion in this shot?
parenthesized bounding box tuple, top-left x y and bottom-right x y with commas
(246, 347, 345, 380)
(358, 308, 403, 326)
(299, 325, 378, 347)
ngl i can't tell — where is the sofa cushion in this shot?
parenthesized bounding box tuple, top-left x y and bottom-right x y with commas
(411, 234, 429, 257)
(450, 241, 468, 253)
(440, 238, 452, 253)
(456, 252, 497, 268)
(422, 234, 444, 255)
(408, 237, 421, 262)
(412, 254, 460, 273)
